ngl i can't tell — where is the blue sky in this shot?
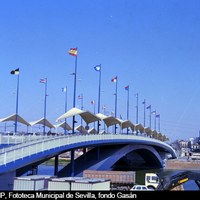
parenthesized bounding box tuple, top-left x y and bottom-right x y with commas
(0, 0, 200, 141)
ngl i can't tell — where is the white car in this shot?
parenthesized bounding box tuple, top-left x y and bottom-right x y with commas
(130, 185, 152, 191)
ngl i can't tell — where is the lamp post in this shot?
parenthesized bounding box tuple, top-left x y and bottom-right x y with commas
(94, 65, 101, 133)
(40, 78, 47, 135)
(111, 76, 118, 134)
(10, 68, 20, 134)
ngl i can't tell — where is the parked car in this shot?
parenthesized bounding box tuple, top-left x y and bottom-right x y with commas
(130, 185, 153, 191)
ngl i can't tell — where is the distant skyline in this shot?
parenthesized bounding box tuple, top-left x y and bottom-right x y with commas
(0, 0, 200, 141)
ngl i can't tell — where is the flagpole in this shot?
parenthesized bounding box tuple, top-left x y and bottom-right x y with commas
(149, 106, 152, 128)
(93, 101, 96, 129)
(159, 115, 160, 132)
(103, 105, 106, 131)
(143, 99, 146, 127)
(97, 65, 101, 133)
(114, 77, 118, 134)
(136, 93, 139, 124)
(81, 94, 83, 130)
(126, 86, 129, 134)
(72, 53, 78, 134)
(154, 110, 157, 130)
(64, 86, 67, 134)
(15, 73, 20, 133)
(43, 78, 47, 135)
(157, 114, 160, 132)
(127, 87, 129, 120)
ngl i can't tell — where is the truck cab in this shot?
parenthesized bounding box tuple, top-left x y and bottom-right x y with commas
(190, 149, 200, 160)
(145, 173, 159, 190)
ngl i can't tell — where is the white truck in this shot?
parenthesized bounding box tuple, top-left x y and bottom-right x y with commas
(145, 173, 159, 190)
(130, 173, 159, 191)
(190, 151, 200, 160)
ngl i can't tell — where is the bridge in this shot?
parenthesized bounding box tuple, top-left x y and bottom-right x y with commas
(0, 133, 176, 190)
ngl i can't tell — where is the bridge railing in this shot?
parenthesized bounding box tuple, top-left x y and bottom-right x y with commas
(0, 134, 173, 167)
(0, 134, 56, 152)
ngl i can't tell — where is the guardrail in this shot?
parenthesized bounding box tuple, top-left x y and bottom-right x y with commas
(0, 134, 56, 145)
(0, 134, 174, 167)
(0, 135, 58, 153)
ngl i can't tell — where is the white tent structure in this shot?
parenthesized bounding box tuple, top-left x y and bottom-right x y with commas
(157, 132, 163, 141)
(151, 130, 158, 139)
(75, 125, 88, 133)
(162, 134, 168, 142)
(96, 113, 107, 120)
(96, 113, 121, 128)
(88, 127, 97, 134)
(56, 108, 101, 125)
(99, 130, 106, 134)
(117, 119, 135, 132)
(30, 118, 55, 129)
(144, 127, 152, 137)
(0, 113, 30, 126)
(54, 121, 72, 131)
(134, 123, 145, 133)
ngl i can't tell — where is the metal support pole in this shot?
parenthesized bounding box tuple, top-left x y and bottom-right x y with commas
(54, 155, 59, 176)
(70, 150, 75, 177)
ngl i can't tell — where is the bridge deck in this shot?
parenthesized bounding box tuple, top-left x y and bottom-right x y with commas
(0, 133, 176, 174)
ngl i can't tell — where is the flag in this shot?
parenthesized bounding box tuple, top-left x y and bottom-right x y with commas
(142, 100, 146, 104)
(156, 114, 160, 118)
(125, 85, 129, 90)
(62, 87, 67, 92)
(151, 110, 156, 114)
(40, 78, 47, 83)
(78, 94, 82, 99)
(91, 100, 95, 105)
(68, 48, 78, 56)
(94, 65, 101, 71)
(146, 105, 151, 109)
(111, 76, 117, 82)
(10, 68, 19, 75)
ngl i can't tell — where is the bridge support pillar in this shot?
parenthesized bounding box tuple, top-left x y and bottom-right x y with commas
(71, 150, 75, 177)
(0, 170, 16, 190)
(54, 155, 59, 176)
(97, 146, 100, 160)
(83, 147, 87, 161)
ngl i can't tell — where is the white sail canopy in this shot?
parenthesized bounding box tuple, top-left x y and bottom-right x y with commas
(54, 121, 72, 131)
(135, 123, 145, 133)
(30, 118, 55, 129)
(75, 125, 88, 133)
(88, 127, 97, 134)
(57, 108, 101, 125)
(117, 119, 135, 131)
(144, 127, 152, 136)
(0, 114, 30, 126)
(96, 113, 121, 127)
